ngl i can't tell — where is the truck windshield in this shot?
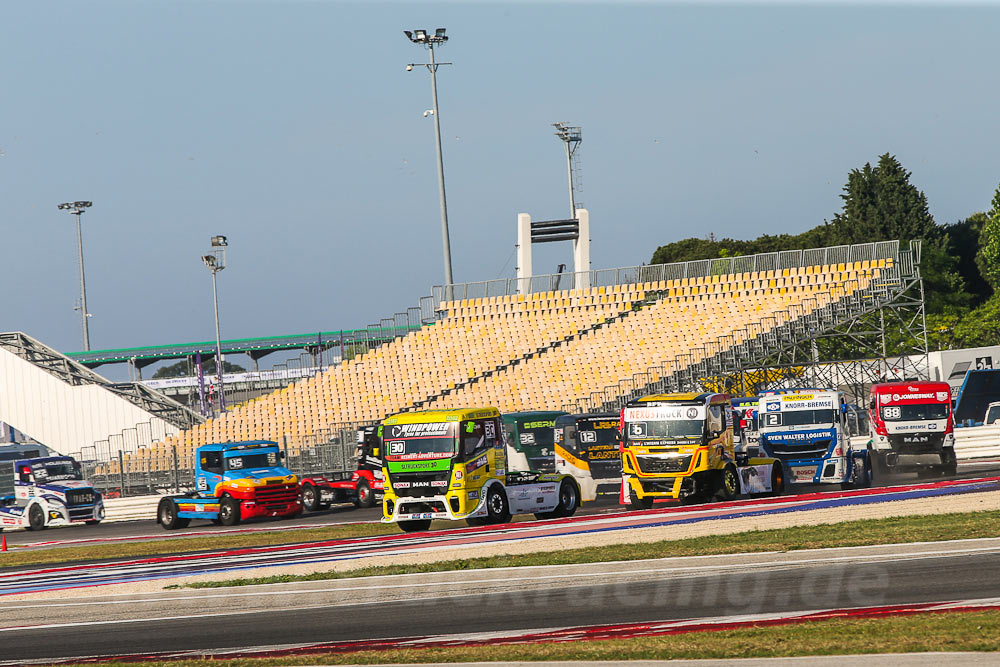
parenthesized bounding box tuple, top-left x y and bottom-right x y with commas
(987, 406, 1000, 424)
(384, 422, 458, 459)
(762, 409, 837, 428)
(512, 419, 557, 451)
(881, 404, 949, 421)
(225, 452, 278, 470)
(32, 460, 82, 482)
(625, 419, 703, 439)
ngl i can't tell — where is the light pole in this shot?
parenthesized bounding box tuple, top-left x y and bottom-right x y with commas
(553, 122, 583, 218)
(202, 235, 227, 414)
(405, 27, 454, 287)
(57, 201, 93, 351)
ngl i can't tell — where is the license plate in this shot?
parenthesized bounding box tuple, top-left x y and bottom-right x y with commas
(792, 465, 817, 481)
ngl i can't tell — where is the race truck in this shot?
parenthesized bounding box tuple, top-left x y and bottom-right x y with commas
(620, 393, 784, 508)
(157, 440, 302, 529)
(380, 407, 581, 532)
(0, 455, 104, 532)
(501, 411, 568, 472)
(758, 389, 871, 488)
(553, 413, 623, 502)
(867, 381, 956, 476)
(298, 426, 384, 511)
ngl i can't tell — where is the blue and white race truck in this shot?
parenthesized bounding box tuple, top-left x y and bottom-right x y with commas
(0, 456, 104, 531)
(757, 389, 871, 489)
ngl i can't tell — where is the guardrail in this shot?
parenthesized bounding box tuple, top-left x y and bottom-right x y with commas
(955, 425, 1000, 461)
(103, 495, 161, 522)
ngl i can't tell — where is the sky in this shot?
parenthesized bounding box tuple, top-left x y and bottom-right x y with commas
(2, 1, 999, 377)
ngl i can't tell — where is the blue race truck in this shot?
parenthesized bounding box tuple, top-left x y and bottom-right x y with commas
(0, 456, 104, 532)
(157, 440, 302, 529)
(757, 389, 871, 489)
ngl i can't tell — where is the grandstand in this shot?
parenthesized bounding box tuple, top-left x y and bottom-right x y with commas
(114, 239, 920, 477)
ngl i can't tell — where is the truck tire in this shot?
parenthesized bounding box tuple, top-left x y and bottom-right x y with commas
(399, 519, 432, 532)
(301, 484, 320, 512)
(939, 449, 958, 477)
(553, 479, 579, 518)
(26, 503, 46, 531)
(713, 463, 740, 502)
(870, 448, 890, 477)
(219, 497, 241, 526)
(629, 487, 654, 510)
(158, 499, 190, 530)
(485, 485, 512, 524)
(769, 462, 785, 497)
(354, 480, 375, 508)
(842, 456, 872, 490)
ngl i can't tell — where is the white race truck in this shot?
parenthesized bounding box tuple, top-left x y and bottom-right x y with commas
(0, 455, 104, 531)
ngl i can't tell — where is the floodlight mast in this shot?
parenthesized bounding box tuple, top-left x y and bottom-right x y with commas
(57, 200, 94, 351)
(201, 235, 228, 414)
(553, 123, 583, 218)
(405, 27, 454, 288)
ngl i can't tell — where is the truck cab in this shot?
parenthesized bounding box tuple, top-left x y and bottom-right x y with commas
(380, 407, 581, 532)
(986, 402, 1000, 425)
(868, 381, 956, 475)
(0, 455, 103, 532)
(501, 411, 568, 473)
(758, 389, 871, 487)
(620, 392, 783, 508)
(158, 440, 301, 529)
(553, 413, 622, 502)
(731, 396, 761, 455)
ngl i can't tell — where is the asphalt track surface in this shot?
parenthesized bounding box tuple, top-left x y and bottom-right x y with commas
(5, 459, 998, 549)
(3, 540, 1000, 662)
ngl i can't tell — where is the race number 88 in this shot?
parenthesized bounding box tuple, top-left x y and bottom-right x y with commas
(884, 407, 901, 420)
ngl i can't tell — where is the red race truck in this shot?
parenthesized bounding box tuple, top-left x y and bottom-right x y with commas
(867, 381, 956, 476)
(298, 426, 384, 511)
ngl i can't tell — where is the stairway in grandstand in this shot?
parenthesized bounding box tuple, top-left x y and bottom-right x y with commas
(0, 332, 202, 456)
(124, 240, 915, 470)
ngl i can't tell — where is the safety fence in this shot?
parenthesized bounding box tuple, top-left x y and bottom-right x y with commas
(954, 425, 1000, 461)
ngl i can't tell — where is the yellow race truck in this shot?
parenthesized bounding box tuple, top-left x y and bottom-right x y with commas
(380, 407, 582, 532)
(620, 392, 784, 508)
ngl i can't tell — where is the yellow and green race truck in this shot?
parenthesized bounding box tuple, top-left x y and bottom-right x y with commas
(620, 392, 785, 508)
(380, 407, 582, 532)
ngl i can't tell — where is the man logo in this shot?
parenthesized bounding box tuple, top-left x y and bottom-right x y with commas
(686, 408, 699, 419)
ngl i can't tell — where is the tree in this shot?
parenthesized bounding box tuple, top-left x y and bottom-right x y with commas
(976, 183, 1000, 290)
(943, 212, 991, 305)
(829, 153, 938, 244)
(153, 357, 246, 379)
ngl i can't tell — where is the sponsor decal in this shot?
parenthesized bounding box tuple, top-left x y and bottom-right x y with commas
(386, 459, 452, 473)
(592, 421, 618, 429)
(792, 465, 818, 481)
(766, 402, 781, 412)
(784, 394, 815, 401)
(626, 406, 705, 422)
(522, 420, 556, 429)
(468, 453, 488, 471)
(468, 490, 479, 500)
(937, 392, 950, 402)
(761, 429, 835, 443)
(388, 423, 450, 438)
(431, 480, 447, 487)
(393, 481, 411, 489)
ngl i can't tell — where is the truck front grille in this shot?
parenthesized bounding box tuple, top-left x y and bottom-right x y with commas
(388, 472, 451, 497)
(636, 455, 692, 474)
(65, 489, 95, 506)
(255, 482, 299, 507)
(762, 439, 831, 460)
(888, 433, 944, 454)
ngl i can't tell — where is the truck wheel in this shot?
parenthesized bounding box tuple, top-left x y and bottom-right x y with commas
(553, 480, 579, 518)
(399, 519, 432, 532)
(26, 504, 46, 531)
(158, 499, 190, 530)
(769, 463, 785, 497)
(713, 463, 740, 502)
(301, 484, 320, 512)
(870, 449, 889, 477)
(629, 487, 654, 510)
(219, 497, 241, 526)
(354, 480, 375, 508)
(939, 450, 958, 477)
(485, 485, 512, 524)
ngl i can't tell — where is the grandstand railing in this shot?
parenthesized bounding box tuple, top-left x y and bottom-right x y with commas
(431, 240, 901, 303)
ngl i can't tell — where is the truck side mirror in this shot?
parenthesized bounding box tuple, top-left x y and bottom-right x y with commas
(279, 451, 286, 460)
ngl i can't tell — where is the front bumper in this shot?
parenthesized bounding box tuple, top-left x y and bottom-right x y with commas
(781, 457, 848, 484)
(239, 499, 302, 520)
(382, 491, 486, 523)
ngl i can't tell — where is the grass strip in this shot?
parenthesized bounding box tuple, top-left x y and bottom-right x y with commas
(182, 508, 1000, 588)
(0, 522, 397, 569)
(46, 609, 1000, 666)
